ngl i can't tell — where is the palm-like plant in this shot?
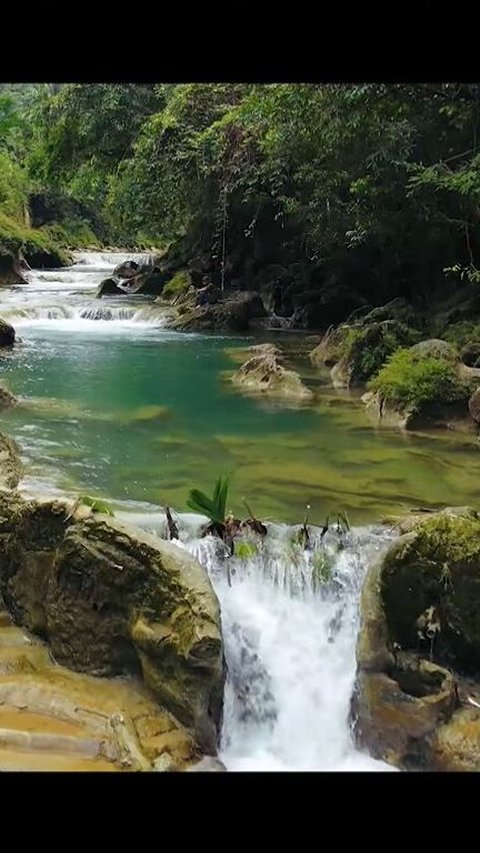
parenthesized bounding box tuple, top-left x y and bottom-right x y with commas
(186, 475, 230, 536)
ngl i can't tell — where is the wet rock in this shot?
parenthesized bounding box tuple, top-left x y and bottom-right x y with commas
(0, 432, 22, 491)
(468, 387, 480, 423)
(0, 318, 15, 347)
(354, 507, 480, 770)
(0, 495, 225, 754)
(0, 385, 17, 410)
(231, 352, 314, 403)
(96, 278, 124, 297)
(112, 260, 139, 280)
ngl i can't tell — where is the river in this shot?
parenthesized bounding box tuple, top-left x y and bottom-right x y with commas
(1, 251, 478, 771)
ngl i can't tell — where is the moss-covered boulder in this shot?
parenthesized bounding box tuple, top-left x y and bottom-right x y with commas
(0, 495, 224, 754)
(231, 351, 314, 403)
(365, 344, 473, 430)
(356, 297, 420, 328)
(170, 292, 266, 333)
(162, 269, 193, 301)
(354, 508, 480, 770)
(327, 321, 419, 389)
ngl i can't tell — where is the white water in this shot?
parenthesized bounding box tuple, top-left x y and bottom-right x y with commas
(113, 505, 395, 771)
(4, 251, 396, 771)
(0, 251, 170, 331)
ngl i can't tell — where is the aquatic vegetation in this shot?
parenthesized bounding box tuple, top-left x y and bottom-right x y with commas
(234, 540, 258, 559)
(311, 550, 334, 588)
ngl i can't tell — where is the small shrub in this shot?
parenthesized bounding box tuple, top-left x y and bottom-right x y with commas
(368, 348, 469, 410)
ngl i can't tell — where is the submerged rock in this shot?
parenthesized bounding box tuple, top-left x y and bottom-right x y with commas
(231, 351, 314, 403)
(0, 384, 17, 410)
(0, 495, 225, 754)
(354, 508, 480, 770)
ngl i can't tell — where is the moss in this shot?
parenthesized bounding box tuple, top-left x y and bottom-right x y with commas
(381, 512, 480, 673)
(443, 321, 480, 351)
(162, 269, 192, 300)
(0, 213, 70, 267)
(368, 348, 469, 410)
(340, 322, 421, 383)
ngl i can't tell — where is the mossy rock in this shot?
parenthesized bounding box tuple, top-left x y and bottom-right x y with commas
(381, 512, 480, 673)
(328, 321, 421, 388)
(162, 269, 192, 301)
(0, 494, 225, 753)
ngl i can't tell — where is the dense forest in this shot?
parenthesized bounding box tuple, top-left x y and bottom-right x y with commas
(2, 82, 480, 327)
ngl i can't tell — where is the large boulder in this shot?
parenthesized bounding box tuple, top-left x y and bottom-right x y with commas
(170, 292, 267, 333)
(0, 318, 15, 347)
(0, 495, 225, 753)
(353, 508, 480, 770)
(96, 278, 124, 297)
(231, 351, 314, 402)
(309, 325, 350, 368)
(364, 341, 476, 431)
(354, 297, 420, 329)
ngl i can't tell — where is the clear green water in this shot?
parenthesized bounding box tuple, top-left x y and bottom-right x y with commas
(2, 320, 480, 526)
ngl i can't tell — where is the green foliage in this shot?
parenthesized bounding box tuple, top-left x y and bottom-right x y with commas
(186, 475, 230, 525)
(0, 212, 68, 264)
(76, 495, 115, 516)
(368, 348, 469, 409)
(162, 269, 192, 300)
(0, 152, 28, 220)
(341, 322, 421, 381)
(443, 321, 480, 349)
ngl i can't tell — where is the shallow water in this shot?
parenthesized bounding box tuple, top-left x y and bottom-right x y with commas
(0, 257, 479, 524)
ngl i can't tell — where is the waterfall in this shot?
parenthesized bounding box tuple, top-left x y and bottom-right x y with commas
(170, 517, 395, 771)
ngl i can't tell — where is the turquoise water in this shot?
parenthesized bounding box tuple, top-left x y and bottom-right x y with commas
(1, 252, 480, 525)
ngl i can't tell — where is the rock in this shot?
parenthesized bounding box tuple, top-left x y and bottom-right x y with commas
(353, 656, 458, 768)
(112, 260, 139, 279)
(0, 318, 15, 347)
(353, 507, 480, 769)
(169, 292, 267, 333)
(468, 387, 480, 423)
(186, 755, 227, 772)
(231, 352, 314, 402)
(457, 362, 480, 386)
(0, 432, 22, 491)
(0, 384, 17, 409)
(410, 338, 457, 361)
(356, 297, 420, 329)
(96, 278, 124, 297)
(309, 326, 349, 368)
(0, 495, 225, 753)
(382, 512, 480, 672)
(362, 390, 416, 429)
(460, 341, 480, 367)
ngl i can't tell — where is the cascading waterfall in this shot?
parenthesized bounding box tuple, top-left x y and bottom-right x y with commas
(0, 251, 170, 329)
(128, 508, 395, 771)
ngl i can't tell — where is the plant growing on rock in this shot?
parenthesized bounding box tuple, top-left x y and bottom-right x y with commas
(368, 349, 469, 410)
